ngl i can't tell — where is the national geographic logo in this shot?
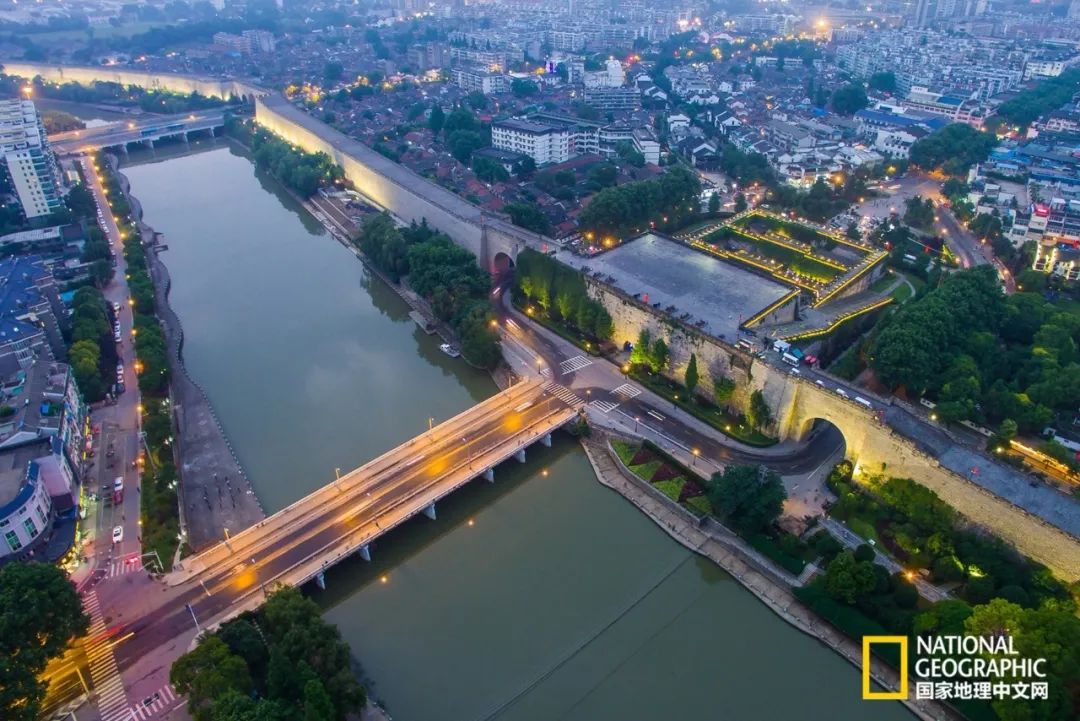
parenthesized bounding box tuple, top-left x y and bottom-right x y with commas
(861, 635, 1050, 702)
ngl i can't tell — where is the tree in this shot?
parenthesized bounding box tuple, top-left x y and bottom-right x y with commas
(171, 636, 254, 721)
(504, 202, 551, 235)
(511, 78, 538, 97)
(845, 221, 861, 241)
(831, 83, 868, 115)
(746, 389, 772, 430)
(685, 353, 699, 395)
(868, 71, 896, 94)
(428, 105, 445, 135)
(713, 376, 735, 404)
(0, 563, 88, 721)
(705, 465, 786, 534)
(323, 61, 344, 83)
(629, 328, 652, 367)
(649, 337, 670, 373)
(466, 91, 488, 110)
(824, 550, 878, 604)
(302, 679, 335, 721)
(708, 191, 720, 214)
(734, 192, 747, 213)
(909, 123, 995, 175)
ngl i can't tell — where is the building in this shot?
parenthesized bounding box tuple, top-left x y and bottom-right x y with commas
(242, 29, 276, 54)
(491, 118, 573, 165)
(0, 100, 64, 219)
(451, 67, 506, 94)
(0, 255, 66, 369)
(582, 87, 640, 111)
(902, 87, 983, 125)
(212, 32, 253, 54)
(0, 457, 54, 561)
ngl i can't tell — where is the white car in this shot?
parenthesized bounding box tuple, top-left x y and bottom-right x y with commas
(112, 525, 124, 544)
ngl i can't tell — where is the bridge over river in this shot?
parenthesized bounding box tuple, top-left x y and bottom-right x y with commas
(112, 379, 581, 665)
(47, 109, 225, 155)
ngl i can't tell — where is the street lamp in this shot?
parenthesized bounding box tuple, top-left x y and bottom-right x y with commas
(692, 448, 700, 466)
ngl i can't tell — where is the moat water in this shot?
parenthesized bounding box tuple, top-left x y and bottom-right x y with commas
(120, 139, 911, 721)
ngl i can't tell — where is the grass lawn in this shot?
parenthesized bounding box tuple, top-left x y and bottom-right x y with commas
(629, 459, 663, 480)
(611, 439, 639, 467)
(848, 517, 879, 543)
(869, 272, 898, 294)
(684, 495, 712, 516)
(513, 300, 603, 356)
(653, 478, 686, 501)
(30, 20, 170, 43)
(890, 282, 913, 303)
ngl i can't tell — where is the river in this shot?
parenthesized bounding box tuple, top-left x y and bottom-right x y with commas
(120, 141, 911, 721)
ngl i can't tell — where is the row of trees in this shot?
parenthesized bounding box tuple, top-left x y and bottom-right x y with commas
(870, 266, 1079, 431)
(357, 215, 501, 368)
(514, 249, 614, 343)
(576, 166, 701, 238)
(244, 124, 344, 197)
(171, 587, 366, 721)
(991, 68, 1080, 131)
(69, 287, 118, 402)
(811, 462, 1080, 721)
(0, 75, 229, 114)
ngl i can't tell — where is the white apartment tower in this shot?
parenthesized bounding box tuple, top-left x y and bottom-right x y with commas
(0, 100, 64, 219)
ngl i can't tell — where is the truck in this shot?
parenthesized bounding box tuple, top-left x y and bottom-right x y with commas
(112, 476, 124, 504)
(772, 340, 791, 355)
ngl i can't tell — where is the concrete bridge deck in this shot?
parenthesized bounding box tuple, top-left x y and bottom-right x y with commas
(48, 109, 225, 154)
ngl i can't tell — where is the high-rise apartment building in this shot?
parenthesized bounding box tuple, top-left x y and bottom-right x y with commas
(0, 100, 64, 220)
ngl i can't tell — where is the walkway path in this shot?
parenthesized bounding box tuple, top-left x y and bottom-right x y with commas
(110, 156, 265, 553)
(580, 433, 960, 721)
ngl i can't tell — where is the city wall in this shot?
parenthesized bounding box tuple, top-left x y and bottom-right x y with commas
(2, 62, 541, 268)
(588, 278, 1080, 581)
(2, 61, 264, 102)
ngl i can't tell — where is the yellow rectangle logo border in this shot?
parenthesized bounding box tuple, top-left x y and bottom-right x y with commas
(862, 635, 908, 700)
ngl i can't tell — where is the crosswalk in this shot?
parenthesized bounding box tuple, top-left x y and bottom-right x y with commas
(83, 591, 131, 721)
(539, 367, 552, 379)
(542, 381, 583, 408)
(588, 400, 619, 414)
(559, 355, 592, 374)
(613, 383, 642, 399)
(130, 684, 180, 720)
(108, 557, 142, 578)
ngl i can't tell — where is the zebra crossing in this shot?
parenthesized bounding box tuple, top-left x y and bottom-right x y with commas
(613, 383, 642, 399)
(83, 591, 131, 721)
(129, 684, 180, 720)
(108, 556, 142, 578)
(559, 355, 592, 374)
(588, 399, 619, 414)
(539, 367, 552, 379)
(542, 381, 583, 408)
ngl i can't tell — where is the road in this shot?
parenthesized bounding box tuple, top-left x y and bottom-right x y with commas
(820, 518, 951, 603)
(40, 157, 149, 719)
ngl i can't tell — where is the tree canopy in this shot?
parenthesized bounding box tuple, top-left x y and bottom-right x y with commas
(171, 587, 365, 721)
(869, 266, 1079, 432)
(704, 464, 786, 534)
(577, 166, 700, 238)
(909, 123, 995, 176)
(0, 563, 88, 721)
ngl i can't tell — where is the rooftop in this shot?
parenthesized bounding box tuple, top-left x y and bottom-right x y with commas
(573, 233, 792, 341)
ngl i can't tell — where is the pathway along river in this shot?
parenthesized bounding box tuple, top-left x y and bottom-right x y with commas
(121, 142, 911, 721)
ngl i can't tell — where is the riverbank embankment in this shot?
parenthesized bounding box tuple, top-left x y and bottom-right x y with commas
(109, 154, 265, 553)
(580, 431, 960, 721)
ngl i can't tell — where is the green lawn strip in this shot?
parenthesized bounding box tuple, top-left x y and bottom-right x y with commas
(611, 439, 641, 467)
(890, 282, 913, 303)
(629, 459, 662, 480)
(652, 478, 685, 501)
(869, 272, 897, 293)
(683, 495, 712, 516)
(631, 370, 777, 446)
(847, 517, 879, 543)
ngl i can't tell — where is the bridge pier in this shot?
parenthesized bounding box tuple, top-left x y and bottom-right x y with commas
(143, 138, 154, 149)
(315, 571, 326, 590)
(515, 448, 526, 463)
(181, 131, 189, 143)
(357, 545, 371, 562)
(541, 433, 552, 448)
(483, 467, 494, 483)
(423, 502, 436, 520)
